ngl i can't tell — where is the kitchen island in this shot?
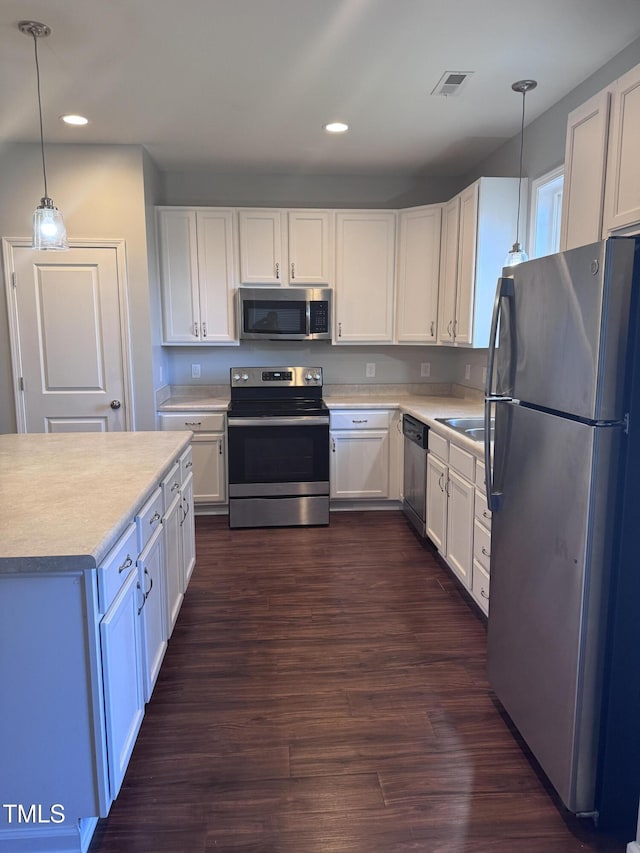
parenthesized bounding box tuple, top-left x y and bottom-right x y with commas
(0, 431, 193, 853)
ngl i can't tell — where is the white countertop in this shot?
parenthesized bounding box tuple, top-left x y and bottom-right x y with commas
(157, 388, 486, 456)
(158, 395, 229, 412)
(0, 432, 191, 573)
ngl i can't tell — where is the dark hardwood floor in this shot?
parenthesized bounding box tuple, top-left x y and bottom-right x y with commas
(89, 512, 629, 852)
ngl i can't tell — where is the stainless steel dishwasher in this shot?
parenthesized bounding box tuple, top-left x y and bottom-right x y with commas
(402, 414, 429, 536)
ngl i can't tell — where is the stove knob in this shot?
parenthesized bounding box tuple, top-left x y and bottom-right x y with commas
(305, 373, 313, 382)
(233, 373, 241, 382)
(313, 372, 321, 381)
(241, 373, 249, 382)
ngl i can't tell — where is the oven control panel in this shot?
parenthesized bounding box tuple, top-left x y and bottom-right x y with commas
(230, 367, 323, 387)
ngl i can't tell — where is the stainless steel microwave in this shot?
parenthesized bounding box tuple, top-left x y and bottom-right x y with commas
(238, 287, 332, 341)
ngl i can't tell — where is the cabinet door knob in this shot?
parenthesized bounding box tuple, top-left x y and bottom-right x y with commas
(110, 400, 121, 409)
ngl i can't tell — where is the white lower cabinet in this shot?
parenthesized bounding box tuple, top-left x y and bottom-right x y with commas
(471, 459, 492, 615)
(158, 412, 227, 507)
(181, 468, 197, 588)
(426, 430, 490, 607)
(445, 468, 474, 588)
(136, 490, 167, 703)
(99, 565, 145, 800)
(162, 462, 183, 636)
(330, 409, 392, 499)
(426, 451, 447, 552)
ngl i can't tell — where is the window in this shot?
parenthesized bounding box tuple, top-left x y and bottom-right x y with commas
(528, 166, 564, 259)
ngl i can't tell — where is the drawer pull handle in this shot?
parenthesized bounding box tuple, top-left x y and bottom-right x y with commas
(481, 588, 489, 600)
(149, 511, 161, 525)
(275, 262, 280, 280)
(483, 510, 491, 519)
(171, 481, 180, 492)
(118, 554, 133, 574)
(185, 460, 193, 469)
(481, 546, 491, 558)
(352, 419, 368, 424)
(202, 322, 207, 338)
(184, 421, 202, 427)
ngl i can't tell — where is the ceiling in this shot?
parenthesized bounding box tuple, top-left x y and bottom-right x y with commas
(1, 0, 639, 177)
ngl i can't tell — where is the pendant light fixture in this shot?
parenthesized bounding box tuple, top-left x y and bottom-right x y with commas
(19, 20, 68, 251)
(504, 78, 537, 268)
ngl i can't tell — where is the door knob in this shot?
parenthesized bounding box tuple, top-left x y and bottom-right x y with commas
(110, 400, 122, 409)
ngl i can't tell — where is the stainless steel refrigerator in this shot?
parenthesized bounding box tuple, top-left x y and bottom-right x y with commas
(484, 235, 640, 833)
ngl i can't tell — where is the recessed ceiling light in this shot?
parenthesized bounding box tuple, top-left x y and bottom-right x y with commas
(60, 114, 89, 126)
(324, 122, 349, 134)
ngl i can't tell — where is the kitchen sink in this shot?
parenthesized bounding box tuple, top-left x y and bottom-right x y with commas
(435, 416, 494, 443)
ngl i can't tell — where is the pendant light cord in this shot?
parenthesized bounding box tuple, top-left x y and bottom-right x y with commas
(32, 30, 48, 200)
(515, 90, 526, 248)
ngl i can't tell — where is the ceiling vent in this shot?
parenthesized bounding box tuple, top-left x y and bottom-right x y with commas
(431, 71, 474, 97)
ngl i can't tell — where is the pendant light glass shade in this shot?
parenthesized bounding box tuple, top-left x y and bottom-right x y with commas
(20, 20, 69, 251)
(33, 196, 67, 250)
(504, 79, 537, 269)
(504, 240, 528, 268)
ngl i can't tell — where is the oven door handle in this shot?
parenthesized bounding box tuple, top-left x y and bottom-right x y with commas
(228, 416, 330, 427)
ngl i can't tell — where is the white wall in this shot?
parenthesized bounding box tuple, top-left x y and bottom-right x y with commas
(0, 143, 156, 432)
(159, 172, 462, 209)
(465, 36, 640, 188)
(165, 342, 458, 388)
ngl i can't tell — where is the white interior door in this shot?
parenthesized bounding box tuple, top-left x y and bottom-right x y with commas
(6, 243, 131, 433)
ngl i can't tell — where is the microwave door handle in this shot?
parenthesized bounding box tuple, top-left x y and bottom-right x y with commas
(306, 301, 311, 337)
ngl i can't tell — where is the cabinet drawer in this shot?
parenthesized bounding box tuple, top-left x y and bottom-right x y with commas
(428, 430, 449, 462)
(472, 560, 490, 615)
(330, 410, 390, 430)
(473, 518, 491, 572)
(97, 523, 138, 614)
(162, 461, 182, 512)
(136, 487, 163, 553)
(449, 442, 474, 480)
(474, 488, 492, 528)
(180, 446, 194, 483)
(158, 412, 225, 432)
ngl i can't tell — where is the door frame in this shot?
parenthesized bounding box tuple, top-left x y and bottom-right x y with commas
(2, 238, 135, 432)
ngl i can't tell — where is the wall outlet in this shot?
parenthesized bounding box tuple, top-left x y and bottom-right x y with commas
(464, 363, 471, 380)
(191, 364, 201, 379)
(420, 362, 431, 378)
(365, 363, 376, 378)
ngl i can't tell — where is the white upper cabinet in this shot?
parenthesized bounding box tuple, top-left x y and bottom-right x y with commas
(288, 210, 332, 285)
(560, 90, 611, 251)
(158, 207, 237, 344)
(395, 205, 442, 344)
(238, 208, 332, 285)
(334, 210, 396, 343)
(238, 209, 286, 284)
(438, 178, 521, 348)
(560, 61, 640, 249)
(437, 197, 460, 345)
(603, 63, 640, 234)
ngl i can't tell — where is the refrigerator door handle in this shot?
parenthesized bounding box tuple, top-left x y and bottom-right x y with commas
(485, 396, 500, 512)
(485, 276, 514, 397)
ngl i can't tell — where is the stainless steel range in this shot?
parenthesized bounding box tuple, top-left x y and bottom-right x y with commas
(227, 367, 330, 529)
